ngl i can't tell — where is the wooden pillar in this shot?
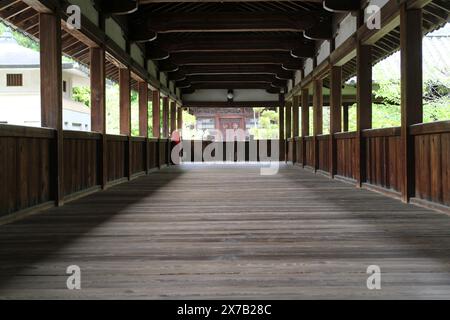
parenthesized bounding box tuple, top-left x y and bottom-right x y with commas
(162, 97, 169, 138)
(119, 68, 131, 179)
(356, 43, 372, 186)
(292, 95, 300, 164)
(119, 68, 131, 136)
(285, 100, 292, 162)
(177, 107, 183, 134)
(329, 66, 342, 178)
(343, 104, 349, 132)
(170, 101, 177, 136)
(293, 95, 300, 137)
(138, 81, 148, 137)
(278, 93, 285, 161)
(152, 90, 160, 138)
(400, 6, 423, 202)
(313, 79, 323, 171)
(301, 88, 310, 167)
(40, 12, 63, 206)
(90, 47, 107, 188)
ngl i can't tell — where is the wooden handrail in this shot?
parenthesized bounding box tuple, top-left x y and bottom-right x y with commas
(0, 124, 55, 139)
(409, 121, 450, 135)
(362, 127, 401, 138)
(63, 130, 102, 140)
(333, 131, 358, 139)
(106, 134, 128, 142)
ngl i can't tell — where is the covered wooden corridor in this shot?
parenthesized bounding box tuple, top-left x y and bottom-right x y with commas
(1, 163, 450, 299)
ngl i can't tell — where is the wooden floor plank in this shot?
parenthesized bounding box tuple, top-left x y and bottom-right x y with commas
(0, 163, 449, 299)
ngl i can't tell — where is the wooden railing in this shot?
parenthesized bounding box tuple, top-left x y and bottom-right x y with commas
(410, 121, 450, 207)
(362, 127, 401, 193)
(317, 134, 330, 173)
(334, 132, 358, 181)
(303, 136, 314, 168)
(0, 125, 55, 216)
(63, 131, 101, 196)
(0, 124, 172, 218)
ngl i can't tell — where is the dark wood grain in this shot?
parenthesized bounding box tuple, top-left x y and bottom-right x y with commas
(1, 163, 450, 299)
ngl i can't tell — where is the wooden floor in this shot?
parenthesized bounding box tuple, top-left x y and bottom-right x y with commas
(0, 163, 450, 299)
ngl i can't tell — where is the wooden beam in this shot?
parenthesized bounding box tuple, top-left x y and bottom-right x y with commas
(162, 97, 169, 138)
(138, 81, 149, 137)
(90, 47, 107, 189)
(152, 90, 161, 138)
(119, 68, 131, 136)
(180, 65, 294, 80)
(91, 47, 106, 133)
(279, 94, 285, 161)
(40, 12, 63, 206)
(301, 88, 310, 167)
(99, 0, 139, 15)
(313, 79, 323, 172)
(400, 5, 423, 203)
(182, 101, 280, 108)
(168, 52, 303, 69)
(356, 43, 372, 186)
(131, 12, 328, 34)
(293, 95, 300, 138)
(329, 66, 342, 178)
(151, 34, 315, 55)
(170, 101, 177, 136)
(285, 100, 292, 140)
(177, 107, 183, 133)
(323, 0, 361, 12)
(185, 82, 282, 91)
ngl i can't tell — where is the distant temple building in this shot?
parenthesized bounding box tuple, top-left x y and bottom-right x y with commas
(0, 29, 90, 131)
(188, 107, 259, 141)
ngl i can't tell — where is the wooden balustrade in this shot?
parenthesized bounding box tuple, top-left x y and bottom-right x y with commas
(287, 138, 294, 163)
(317, 134, 330, 173)
(362, 127, 402, 193)
(0, 125, 55, 217)
(63, 131, 101, 197)
(334, 132, 358, 181)
(303, 136, 314, 168)
(411, 121, 450, 207)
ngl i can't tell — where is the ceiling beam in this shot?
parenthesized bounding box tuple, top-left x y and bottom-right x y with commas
(150, 34, 315, 54)
(140, 0, 322, 3)
(323, 0, 361, 12)
(184, 82, 281, 90)
(97, 0, 139, 15)
(130, 12, 330, 39)
(175, 65, 294, 80)
(168, 52, 303, 70)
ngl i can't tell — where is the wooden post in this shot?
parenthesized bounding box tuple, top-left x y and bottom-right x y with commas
(177, 107, 183, 134)
(278, 93, 285, 161)
(400, 6, 422, 202)
(40, 12, 63, 206)
(138, 81, 149, 174)
(293, 96, 300, 138)
(301, 88, 309, 167)
(285, 100, 292, 162)
(293, 95, 300, 164)
(119, 68, 131, 179)
(313, 79, 323, 172)
(152, 90, 161, 138)
(356, 43, 372, 187)
(138, 81, 148, 137)
(119, 68, 131, 136)
(329, 66, 342, 178)
(170, 101, 177, 136)
(162, 97, 169, 138)
(90, 47, 107, 188)
(343, 104, 349, 132)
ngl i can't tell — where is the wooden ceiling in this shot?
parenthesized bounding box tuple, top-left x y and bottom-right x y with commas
(0, 0, 449, 96)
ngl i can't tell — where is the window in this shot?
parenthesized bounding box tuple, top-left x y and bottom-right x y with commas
(63, 80, 67, 93)
(6, 74, 23, 87)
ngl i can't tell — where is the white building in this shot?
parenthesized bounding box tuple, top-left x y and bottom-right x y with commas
(0, 29, 91, 131)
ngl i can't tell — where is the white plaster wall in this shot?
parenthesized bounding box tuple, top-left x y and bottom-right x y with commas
(67, 0, 99, 26)
(63, 109, 91, 131)
(335, 13, 357, 48)
(365, 0, 390, 22)
(287, 79, 293, 92)
(105, 18, 126, 51)
(294, 70, 302, 85)
(317, 40, 331, 65)
(131, 43, 144, 67)
(304, 58, 313, 76)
